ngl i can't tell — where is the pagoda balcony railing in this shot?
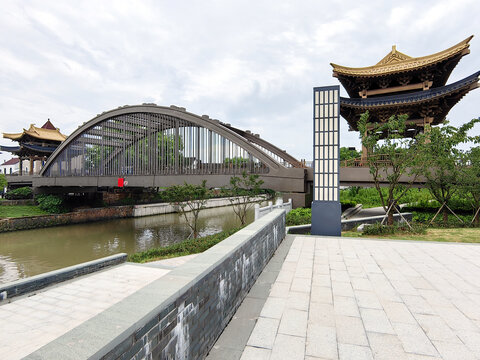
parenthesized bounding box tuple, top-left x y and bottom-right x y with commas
(342, 154, 392, 168)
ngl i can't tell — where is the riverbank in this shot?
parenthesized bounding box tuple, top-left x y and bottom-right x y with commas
(0, 201, 264, 283)
(128, 227, 242, 263)
(0, 195, 267, 233)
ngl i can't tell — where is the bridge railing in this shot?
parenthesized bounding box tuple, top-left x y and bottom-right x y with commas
(255, 198, 292, 220)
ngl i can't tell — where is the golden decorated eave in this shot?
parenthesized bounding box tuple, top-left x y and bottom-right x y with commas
(3, 123, 67, 143)
(331, 35, 473, 77)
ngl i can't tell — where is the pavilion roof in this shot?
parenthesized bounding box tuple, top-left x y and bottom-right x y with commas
(331, 36, 473, 78)
(3, 122, 67, 143)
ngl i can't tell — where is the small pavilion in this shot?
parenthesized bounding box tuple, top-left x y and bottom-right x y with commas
(1, 120, 67, 175)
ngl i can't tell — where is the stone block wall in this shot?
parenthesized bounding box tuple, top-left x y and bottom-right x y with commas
(0, 205, 133, 233)
(27, 209, 286, 360)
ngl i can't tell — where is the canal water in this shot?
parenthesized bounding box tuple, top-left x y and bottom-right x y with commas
(0, 204, 259, 284)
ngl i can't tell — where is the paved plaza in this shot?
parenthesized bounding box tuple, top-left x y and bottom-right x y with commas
(237, 236, 480, 360)
(0, 255, 198, 359)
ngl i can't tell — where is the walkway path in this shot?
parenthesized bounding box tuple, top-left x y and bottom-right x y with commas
(0, 254, 197, 360)
(217, 235, 480, 360)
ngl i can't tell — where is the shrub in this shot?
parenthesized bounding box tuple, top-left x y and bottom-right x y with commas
(286, 208, 311, 226)
(36, 194, 67, 214)
(5, 187, 33, 200)
(362, 222, 427, 235)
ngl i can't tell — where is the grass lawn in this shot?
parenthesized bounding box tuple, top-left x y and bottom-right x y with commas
(128, 227, 242, 263)
(342, 227, 480, 243)
(0, 205, 49, 218)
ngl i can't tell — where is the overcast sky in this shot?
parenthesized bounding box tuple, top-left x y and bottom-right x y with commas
(0, 0, 479, 164)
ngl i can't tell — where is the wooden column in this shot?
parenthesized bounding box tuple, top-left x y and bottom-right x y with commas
(19, 158, 23, 176)
(361, 130, 368, 164)
(29, 156, 34, 175)
(423, 117, 433, 143)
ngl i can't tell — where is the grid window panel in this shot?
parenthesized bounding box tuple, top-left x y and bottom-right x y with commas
(313, 86, 340, 202)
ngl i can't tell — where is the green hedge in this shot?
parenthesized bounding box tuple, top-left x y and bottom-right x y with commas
(286, 208, 311, 226)
(5, 187, 33, 200)
(36, 194, 68, 214)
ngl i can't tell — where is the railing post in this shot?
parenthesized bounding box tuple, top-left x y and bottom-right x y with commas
(254, 203, 260, 221)
(268, 201, 273, 213)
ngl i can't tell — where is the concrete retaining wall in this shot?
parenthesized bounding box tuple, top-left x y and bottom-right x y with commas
(27, 209, 286, 360)
(133, 195, 266, 217)
(0, 253, 127, 301)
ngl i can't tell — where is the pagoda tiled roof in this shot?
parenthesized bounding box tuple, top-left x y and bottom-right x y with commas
(331, 36, 473, 77)
(3, 122, 67, 142)
(340, 71, 480, 108)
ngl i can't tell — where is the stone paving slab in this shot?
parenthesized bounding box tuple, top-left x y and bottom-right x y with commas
(237, 236, 480, 359)
(0, 264, 170, 360)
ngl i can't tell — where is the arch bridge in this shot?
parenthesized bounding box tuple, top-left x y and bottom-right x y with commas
(34, 105, 310, 207)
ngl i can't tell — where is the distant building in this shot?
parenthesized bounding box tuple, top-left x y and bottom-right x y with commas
(1, 120, 67, 175)
(0, 158, 21, 175)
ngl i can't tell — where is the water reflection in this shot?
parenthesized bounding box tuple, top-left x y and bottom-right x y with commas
(0, 204, 259, 284)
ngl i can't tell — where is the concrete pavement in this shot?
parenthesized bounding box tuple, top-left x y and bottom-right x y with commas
(227, 235, 480, 360)
(0, 254, 198, 359)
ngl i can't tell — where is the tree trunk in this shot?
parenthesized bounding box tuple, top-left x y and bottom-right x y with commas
(475, 208, 479, 227)
(387, 207, 394, 226)
(387, 212, 394, 226)
(443, 207, 448, 226)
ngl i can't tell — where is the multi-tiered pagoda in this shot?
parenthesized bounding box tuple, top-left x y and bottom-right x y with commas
(331, 35, 479, 159)
(1, 120, 66, 175)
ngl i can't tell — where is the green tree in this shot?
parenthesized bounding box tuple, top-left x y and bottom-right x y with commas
(358, 111, 420, 226)
(126, 133, 183, 168)
(340, 147, 361, 162)
(85, 145, 113, 171)
(415, 119, 479, 226)
(460, 145, 480, 226)
(0, 174, 7, 191)
(224, 157, 249, 168)
(160, 181, 210, 238)
(223, 171, 265, 225)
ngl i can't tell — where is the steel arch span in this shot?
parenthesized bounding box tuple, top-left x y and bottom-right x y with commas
(36, 105, 309, 204)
